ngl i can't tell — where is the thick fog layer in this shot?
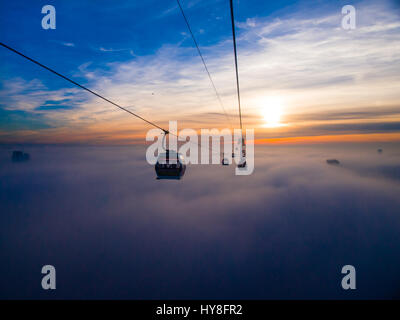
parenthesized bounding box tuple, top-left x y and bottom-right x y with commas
(1, 143, 399, 299)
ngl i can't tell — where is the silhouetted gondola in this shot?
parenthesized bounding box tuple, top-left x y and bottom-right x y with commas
(155, 150, 186, 180)
(222, 154, 229, 165)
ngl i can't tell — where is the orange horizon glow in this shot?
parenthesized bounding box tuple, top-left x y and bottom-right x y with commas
(254, 133, 400, 145)
(2, 129, 400, 145)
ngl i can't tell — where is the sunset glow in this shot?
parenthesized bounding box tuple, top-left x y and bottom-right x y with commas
(0, 1, 399, 145)
(260, 97, 285, 128)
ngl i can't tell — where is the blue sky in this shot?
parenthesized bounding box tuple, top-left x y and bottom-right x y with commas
(1, 0, 400, 143)
(0, 0, 311, 86)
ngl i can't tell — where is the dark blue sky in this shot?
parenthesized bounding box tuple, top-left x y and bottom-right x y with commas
(0, 0, 345, 90)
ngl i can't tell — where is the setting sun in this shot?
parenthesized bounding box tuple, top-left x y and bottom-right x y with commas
(260, 97, 285, 128)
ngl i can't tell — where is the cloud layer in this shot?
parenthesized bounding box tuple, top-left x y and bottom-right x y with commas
(1, 143, 400, 299)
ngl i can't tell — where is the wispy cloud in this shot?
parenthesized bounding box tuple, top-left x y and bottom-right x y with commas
(49, 40, 76, 47)
(99, 47, 122, 52)
(98, 47, 135, 57)
(62, 42, 75, 47)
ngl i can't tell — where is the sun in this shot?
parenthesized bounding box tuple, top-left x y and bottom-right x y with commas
(260, 97, 284, 128)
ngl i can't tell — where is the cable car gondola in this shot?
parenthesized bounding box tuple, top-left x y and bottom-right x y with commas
(222, 153, 229, 165)
(155, 150, 186, 180)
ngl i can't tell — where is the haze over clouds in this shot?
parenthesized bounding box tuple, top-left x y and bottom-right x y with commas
(1, 143, 400, 299)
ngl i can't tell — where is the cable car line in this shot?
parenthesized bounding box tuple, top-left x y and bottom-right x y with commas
(229, 0, 243, 132)
(176, 0, 233, 129)
(1, 42, 227, 161)
(229, 0, 247, 168)
(0, 42, 169, 134)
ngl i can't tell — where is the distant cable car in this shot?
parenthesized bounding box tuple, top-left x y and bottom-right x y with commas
(237, 137, 247, 168)
(237, 159, 246, 168)
(155, 150, 186, 180)
(222, 154, 229, 165)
